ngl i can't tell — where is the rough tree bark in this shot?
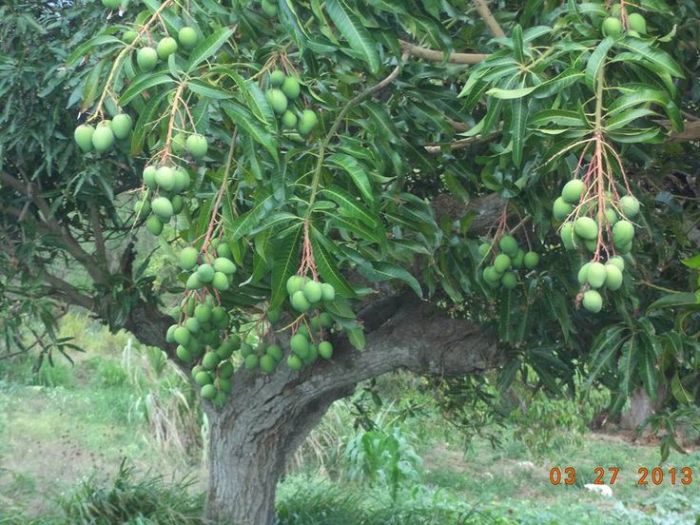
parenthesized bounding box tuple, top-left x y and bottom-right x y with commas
(202, 293, 498, 525)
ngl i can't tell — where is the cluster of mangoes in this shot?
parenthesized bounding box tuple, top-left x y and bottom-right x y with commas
(135, 165, 191, 236)
(553, 178, 641, 313)
(554, 179, 639, 255)
(266, 70, 319, 136)
(479, 235, 540, 290)
(285, 324, 334, 371)
(179, 245, 238, 293)
(169, 261, 341, 400)
(275, 274, 338, 370)
(577, 256, 626, 313)
(602, 8, 648, 38)
(73, 114, 133, 154)
(286, 275, 336, 312)
(222, 275, 339, 377)
(128, 26, 199, 73)
(171, 132, 208, 160)
(166, 295, 236, 405)
(168, 243, 242, 404)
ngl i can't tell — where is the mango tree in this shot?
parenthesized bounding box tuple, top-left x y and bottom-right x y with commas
(1, 0, 699, 523)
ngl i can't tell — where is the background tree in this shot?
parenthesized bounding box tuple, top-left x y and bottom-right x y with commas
(1, 0, 699, 524)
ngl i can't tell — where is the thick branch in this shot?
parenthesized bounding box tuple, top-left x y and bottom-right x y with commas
(227, 293, 497, 422)
(667, 120, 700, 142)
(122, 300, 177, 360)
(473, 0, 506, 38)
(42, 272, 94, 310)
(399, 39, 489, 65)
(316, 296, 497, 388)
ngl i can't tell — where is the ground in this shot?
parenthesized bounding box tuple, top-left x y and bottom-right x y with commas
(1, 315, 699, 524)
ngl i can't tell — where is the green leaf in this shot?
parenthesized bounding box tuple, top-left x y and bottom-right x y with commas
(606, 87, 682, 132)
(325, 0, 380, 74)
(225, 194, 276, 241)
(681, 254, 700, 269)
(587, 325, 626, 383)
(523, 25, 552, 42)
(142, 0, 181, 32)
(249, 212, 301, 236)
(533, 69, 584, 98)
(616, 38, 685, 78)
(619, 337, 637, 395)
(607, 127, 663, 144)
(311, 230, 356, 298)
(278, 0, 309, 49)
(327, 153, 374, 204)
(604, 108, 657, 131)
(512, 24, 525, 63)
(130, 89, 170, 155)
(186, 79, 233, 99)
(347, 326, 366, 351)
(510, 97, 528, 167)
(320, 186, 379, 228)
(270, 225, 303, 310)
(639, 341, 658, 400)
(648, 292, 700, 311)
(607, 87, 670, 115)
(81, 59, 104, 110)
(186, 26, 235, 73)
(671, 373, 694, 404)
(485, 85, 537, 100)
(65, 35, 122, 66)
(222, 102, 278, 161)
(211, 67, 276, 127)
(498, 289, 512, 343)
(529, 109, 586, 128)
(120, 74, 174, 106)
(325, 213, 386, 246)
(357, 262, 422, 298)
(585, 37, 615, 90)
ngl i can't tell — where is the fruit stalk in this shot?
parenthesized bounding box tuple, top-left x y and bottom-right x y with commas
(161, 81, 188, 163)
(88, 0, 175, 122)
(199, 132, 238, 254)
(297, 220, 319, 281)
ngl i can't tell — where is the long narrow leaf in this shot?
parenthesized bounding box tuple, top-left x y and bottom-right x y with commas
(270, 225, 303, 309)
(325, 0, 380, 74)
(186, 27, 235, 72)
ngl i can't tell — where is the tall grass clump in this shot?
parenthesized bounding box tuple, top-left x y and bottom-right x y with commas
(122, 339, 204, 460)
(59, 459, 207, 525)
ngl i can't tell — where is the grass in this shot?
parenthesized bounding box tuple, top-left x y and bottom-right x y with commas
(1, 313, 700, 524)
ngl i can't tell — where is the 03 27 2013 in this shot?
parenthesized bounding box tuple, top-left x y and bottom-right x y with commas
(548, 466, 693, 486)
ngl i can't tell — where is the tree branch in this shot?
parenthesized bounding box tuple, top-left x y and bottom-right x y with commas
(667, 120, 700, 142)
(399, 39, 489, 65)
(89, 203, 108, 270)
(473, 0, 506, 38)
(0, 171, 109, 284)
(424, 132, 499, 154)
(41, 271, 94, 310)
(227, 293, 498, 420)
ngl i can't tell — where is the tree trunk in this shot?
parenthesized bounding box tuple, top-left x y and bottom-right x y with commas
(205, 376, 344, 525)
(204, 293, 499, 525)
(206, 410, 279, 525)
